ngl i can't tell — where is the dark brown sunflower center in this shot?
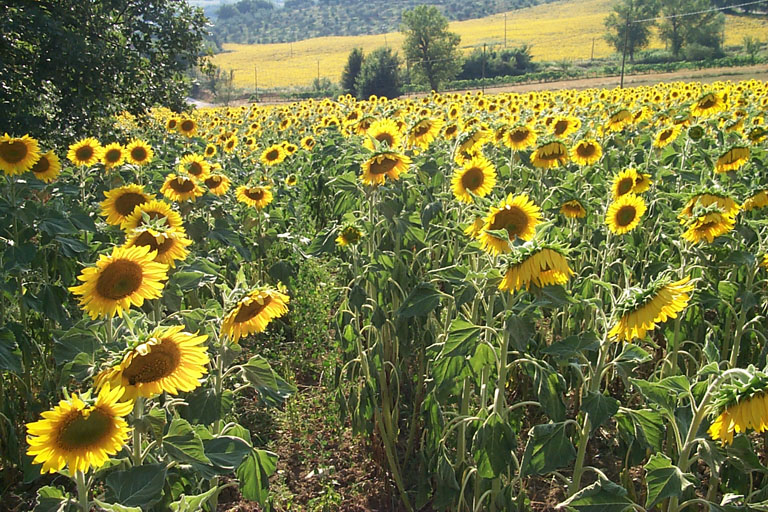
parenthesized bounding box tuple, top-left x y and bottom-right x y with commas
(105, 149, 122, 163)
(131, 147, 148, 162)
(696, 221, 717, 232)
(616, 205, 637, 227)
(187, 162, 203, 176)
(617, 178, 634, 196)
(699, 95, 716, 109)
(491, 207, 528, 238)
(123, 339, 181, 385)
(171, 178, 195, 193)
(76, 146, 94, 162)
(461, 167, 485, 191)
(445, 126, 457, 136)
(659, 129, 673, 142)
(576, 143, 596, 158)
(32, 156, 50, 173)
(413, 124, 430, 137)
(369, 156, 398, 175)
(168, 120, 178, 129)
(0, 141, 28, 163)
(96, 259, 143, 300)
(266, 149, 279, 161)
(226, 140, 235, 149)
(205, 176, 222, 188)
(115, 193, 148, 216)
(134, 231, 173, 256)
(206, 147, 215, 156)
(509, 129, 529, 143)
(181, 120, 195, 132)
(343, 228, 361, 244)
(57, 409, 111, 449)
(245, 188, 265, 201)
(233, 296, 272, 323)
(553, 120, 569, 135)
(376, 133, 395, 146)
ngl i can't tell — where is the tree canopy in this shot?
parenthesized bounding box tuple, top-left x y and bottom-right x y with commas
(603, 0, 659, 63)
(355, 47, 402, 99)
(401, 5, 462, 92)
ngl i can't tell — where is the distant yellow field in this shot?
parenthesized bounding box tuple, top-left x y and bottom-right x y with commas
(210, 0, 767, 89)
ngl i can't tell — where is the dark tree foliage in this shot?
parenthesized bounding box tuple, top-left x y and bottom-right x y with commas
(401, 5, 462, 92)
(341, 48, 365, 95)
(456, 45, 535, 80)
(355, 47, 401, 99)
(603, 0, 659, 63)
(1, 0, 209, 141)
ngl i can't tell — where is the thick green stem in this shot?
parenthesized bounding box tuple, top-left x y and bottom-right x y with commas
(132, 397, 144, 466)
(729, 266, 756, 368)
(213, 351, 225, 435)
(75, 470, 89, 512)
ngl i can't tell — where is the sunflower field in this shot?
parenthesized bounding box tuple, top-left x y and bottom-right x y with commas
(1, 78, 768, 511)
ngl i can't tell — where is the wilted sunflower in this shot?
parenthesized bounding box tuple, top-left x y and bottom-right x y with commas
(360, 151, 411, 186)
(653, 125, 682, 148)
(609, 275, 694, 342)
(67, 137, 103, 167)
(560, 199, 586, 219)
(178, 154, 210, 181)
(236, 185, 273, 209)
(300, 136, 316, 151)
(715, 146, 750, 173)
(123, 199, 184, 232)
(364, 119, 402, 150)
(743, 190, 768, 212)
(0, 133, 41, 175)
(709, 373, 768, 445)
(611, 168, 640, 200)
(503, 124, 537, 150)
(679, 193, 740, 222)
(336, 225, 363, 246)
(606, 194, 646, 235)
(479, 193, 542, 255)
(161, 174, 204, 202)
(691, 92, 725, 117)
(69, 245, 168, 319)
(204, 174, 232, 196)
(570, 139, 602, 166)
(682, 211, 736, 244)
(100, 184, 151, 227)
(26, 384, 132, 474)
(30, 151, 61, 183)
(451, 155, 496, 203)
(95, 326, 209, 400)
(260, 144, 287, 166)
(125, 139, 154, 166)
(531, 140, 568, 169)
(124, 226, 192, 268)
(499, 244, 574, 292)
(221, 287, 290, 343)
(178, 118, 197, 137)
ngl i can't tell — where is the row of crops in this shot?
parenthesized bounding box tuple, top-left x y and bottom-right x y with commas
(1, 78, 768, 511)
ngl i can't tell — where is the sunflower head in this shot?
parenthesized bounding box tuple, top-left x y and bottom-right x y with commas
(499, 243, 574, 292)
(451, 155, 496, 204)
(708, 372, 768, 445)
(125, 139, 154, 166)
(221, 286, 290, 343)
(67, 137, 103, 167)
(124, 225, 192, 268)
(531, 140, 569, 169)
(504, 124, 537, 150)
(30, 151, 62, 184)
(161, 173, 204, 202)
(479, 193, 542, 255)
(611, 169, 640, 200)
(260, 144, 287, 166)
(236, 185, 274, 209)
(336, 225, 364, 247)
(100, 184, 152, 227)
(178, 154, 211, 181)
(570, 139, 602, 166)
(605, 194, 646, 235)
(204, 174, 232, 196)
(715, 146, 750, 173)
(0, 134, 42, 176)
(360, 151, 411, 186)
(560, 199, 586, 219)
(102, 143, 126, 170)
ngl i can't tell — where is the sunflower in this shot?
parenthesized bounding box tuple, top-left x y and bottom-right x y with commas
(633, 172, 652, 194)
(709, 387, 768, 446)
(26, 384, 132, 474)
(67, 137, 103, 167)
(178, 154, 211, 181)
(691, 92, 725, 117)
(124, 226, 192, 268)
(260, 144, 287, 166)
(409, 118, 444, 149)
(606, 194, 646, 235)
(125, 139, 154, 166)
(653, 125, 682, 148)
(360, 151, 411, 186)
(204, 174, 232, 196)
(479, 193, 542, 255)
(715, 146, 750, 173)
(300, 136, 316, 151)
(364, 119, 402, 150)
(336, 225, 363, 246)
(456, 129, 492, 163)
(443, 123, 460, 140)
(221, 287, 290, 343)
(178, 118, 197, 137)
(748, 127, 767, 144)
(285, 174, 298, 187)
(679, 193, 740, 222)
(0, 133, 41, 175)
(499, 244, 574, 292)
(161, 174, 204, 202)
(69, 245, 168, 319)
(743, 190, 768, 212)
(605, 109, 633, 132)
(611, 168, 640, 200)
(282, 142, 298, 155)
(560, 199, 586, 219)
(531, 141, 569, 169)
(463, 217, 485, 239)
(204, 144, 217, 158)
(608, 275, 694, 342)
(503, 124, 537, 151)
(550, 115, 581, 138)
(236, 185, 273, 209)
(123, 199, 184, 231)
(223, 136, 238, 153)
(166, 117, 179, 132)
(570, 139, 603, 166)
(30, 151, 61, 183)
(682, 212, 735, 244)
(95, 326, 209, 400)
(100, 184, 152, 227)
(451, 155, 496, 203)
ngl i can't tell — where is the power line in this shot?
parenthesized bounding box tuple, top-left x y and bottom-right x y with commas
(632, 0, 768, 23)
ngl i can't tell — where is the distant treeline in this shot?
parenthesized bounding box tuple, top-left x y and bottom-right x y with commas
(208, 0, 555, 45)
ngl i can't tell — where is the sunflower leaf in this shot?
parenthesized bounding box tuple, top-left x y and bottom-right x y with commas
(521, 421, 576, 477)
(397, 282, 443, 318)
(240, 355, 295, 407)
(105, 464, 166, 508)
(163, 418, 211, 466)
(92, 500, 141, 512)
(169, 487, 219, 512)
(34, 485, 75, 512)
(556, 476, 634, 511)
(645, 452, 696, 509)
(582, 392, 620, 433)
(441, 318, 482, 358)
(236, 449, 278, 505)
(0, 327, 22, 373)
(473, 412, 516, 478)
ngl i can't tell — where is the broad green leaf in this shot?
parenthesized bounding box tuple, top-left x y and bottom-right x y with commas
(542, 332, 600, 359)
(521, 421, 576, 477)
(240, 355, 295, 407)
(34, 485, 74, 512)
(614, 344, 652, 375)
(631, 375, 690, 413)
(505, 315, 534, 352)
(615, 408, 664, 453)
(105, 464, 166, 508)
(645, 452, 696, 509)
(0, 327, 22, 373)
(441, 317, 482, 358)
(557, 476, 634, 511)
(725, 435, 768, 473)
(421, 200, 442, 228)
(473, 412, 516, 479)
(181, 387, 233, 426)
(204, 435, 251, 471)
(236, 449, 278, 505)
(169, 487, 218, 512)
(145, 407, 167, 441)
(582, 391, 620, 433)
(92, 500, 141, 512)
(525, 362, 566, 422)
(163, 418, 211, 465)
(397, 282, 442, 318)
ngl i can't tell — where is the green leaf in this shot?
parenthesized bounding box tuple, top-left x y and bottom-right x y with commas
(521, 421, 576, 477)
(204, 435, 251, 471)
(105, 464, 166, 508)
(236, 449, 278, 505)
(145, 407, 167, 441)
(557, 476, 634, 511)
(169, 270, 217, 291)
(614, 344, 652, 375)
(615, 408, 665, 453)
(473, 412, 516, 479)
(240, 355, 296, 407)
(169, 487, 219, 512)
(526, 362, 566, 422)
(542, 332, 600, 359)
(0, 327, 22, 373)
(630, 376, 690, 414)
(441, 317, 482, 358)
(397, 282, 442, 318)
(645, 452, 695, 509)
(163, 418, 211, 465)
(269, 260, 295, 286)
(181, 387, 233, 426)
(34, 485, 74, 512)
(725, 435, 768, 473)
(92, 500, 142, 512)
(582, 391, 620, 433)
(421, 200, 442, 228)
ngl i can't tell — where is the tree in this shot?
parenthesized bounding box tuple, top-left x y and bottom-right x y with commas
(341, 48, 365, 95)
(604, 0, 659, 63)
(659, 0, 725, 59)
(1, 0, 209, 141)
(355, 47, 402, 99)
(400, 5, 462, 92)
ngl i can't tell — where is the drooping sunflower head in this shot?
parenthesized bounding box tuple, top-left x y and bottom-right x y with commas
(605, 193, 646, 235)
(67, 137, 103, 167)
(679, 192, 740, 223)
(95, 326, 209, 400)
(336, 224, 364, 247)
(260, 144, 287, 166)
(560, 199, 586, 219)
(503, 124, 537, 150)
(531, 140, 569, 169)
(682, 211, 736, 244)
(499, 243, 574, 293)
(30, 150, 62, 184)
(457, 128, 492, 157)
(125, 139, 154, 166)
(451, 155, 496, 204)
(479, 193, 542, 255)
(691, 92, 725, 117)
(221, 287, 290, 343)
(743, 190, 768, 212)
(124, 225, 192, 268)
(708, 372, 768, 445)
(236, 185, 274, 209)
(605, 108, 633, 132)
(360, 151, 411, 186)
(0, 133, 41, 176)
(160, 173, 204, 203)
(26, 384, 133, 474)
(570, 139, 603, 166)
(611, 168, 640, 200)
(122, 199, 183, 232)
(100, 184, 152, 227)
(178, 154, 211, 181)
(204, 174, 232, 196)
(69, 245, 169, 319)
(363, 119, 403, 151)
(715, 146, 750, 173)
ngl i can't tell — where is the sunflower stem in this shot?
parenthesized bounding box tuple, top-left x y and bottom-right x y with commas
(132, 397, 144, 466)
(729, 264, 756, 368)
(75, 470, 90, 512)
(213, 350, 225, 435)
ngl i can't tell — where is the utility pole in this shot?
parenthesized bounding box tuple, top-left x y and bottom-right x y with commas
(482, 43, 486, 94)
(591, 37, 595, 60)
(619, 5, 631, 89)
(504, 13, 507, 48)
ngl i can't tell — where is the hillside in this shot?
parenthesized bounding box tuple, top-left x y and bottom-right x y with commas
(208, 0, 768, 89)
(208, 0, 555, 44)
